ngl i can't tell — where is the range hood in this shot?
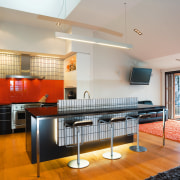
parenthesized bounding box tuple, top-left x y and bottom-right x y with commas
(6, 54, 45, 79)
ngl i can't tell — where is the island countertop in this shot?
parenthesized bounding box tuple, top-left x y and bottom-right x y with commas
(26, 104, 165, 118)
(25, 101, 166, 178)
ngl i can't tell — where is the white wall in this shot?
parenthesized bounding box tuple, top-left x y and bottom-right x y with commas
(92, 45, 161, 104)
(0, 21, 162, 104)
(0, 21, 66, 55)
(147, 54, 180, 105)
(71, 27, 94, 97)
(76, 53, 91, 99)
(69, 27, 161, 104)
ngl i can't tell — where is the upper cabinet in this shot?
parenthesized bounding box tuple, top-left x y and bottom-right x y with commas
(76, 53, 91, 99)
(64, 54, 77, 88)
(64, 53, 91, 99)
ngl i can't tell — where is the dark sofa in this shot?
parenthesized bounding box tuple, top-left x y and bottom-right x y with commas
(138, 100, 168, 124)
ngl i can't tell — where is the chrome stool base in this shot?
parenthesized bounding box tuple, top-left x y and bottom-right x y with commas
(103, 152, 121, 160)
(129, 145, 147, 152)
(68, 159, 89, 169)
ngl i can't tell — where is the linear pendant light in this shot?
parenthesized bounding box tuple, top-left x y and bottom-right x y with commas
(55, 32, 132, 49)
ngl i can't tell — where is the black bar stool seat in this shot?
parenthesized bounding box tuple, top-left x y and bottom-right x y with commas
(73, 120, 93, 127)
(66, 120, 93, 168)
(99, 117, 126, 124)
(111, 117, 126, 123)
(98, 117, 126, 160)
(65, 120, 93, 127)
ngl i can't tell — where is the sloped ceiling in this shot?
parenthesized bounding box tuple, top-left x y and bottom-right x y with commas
(67, 0, 180, 62)
(0, 0, 180, 69)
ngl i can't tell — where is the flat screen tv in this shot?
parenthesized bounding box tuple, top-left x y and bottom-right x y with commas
(130, 68, 152, 85)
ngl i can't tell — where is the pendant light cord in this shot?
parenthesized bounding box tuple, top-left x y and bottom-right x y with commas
(56, 0, 66, 32)
(124, 2, 127, 43)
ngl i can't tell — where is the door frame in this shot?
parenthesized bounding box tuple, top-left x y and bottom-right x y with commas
(173, 73, 180, 119)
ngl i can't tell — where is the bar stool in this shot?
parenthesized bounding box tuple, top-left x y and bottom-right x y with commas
(128, 114, 151, 152)
(98, 117, 126, 160)
(65, 120, 93, 168)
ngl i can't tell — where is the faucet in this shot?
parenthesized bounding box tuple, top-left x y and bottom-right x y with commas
(83, 91, 91, 99)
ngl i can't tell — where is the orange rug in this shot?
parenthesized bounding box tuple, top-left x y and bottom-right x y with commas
(139, 120, 180, 142)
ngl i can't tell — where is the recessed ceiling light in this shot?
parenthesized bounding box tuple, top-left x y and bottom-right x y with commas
(134, 29, 138, 32)
(134, 28, 143, 35)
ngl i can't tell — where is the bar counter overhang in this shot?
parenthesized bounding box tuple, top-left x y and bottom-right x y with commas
(25, 100, 166, 177)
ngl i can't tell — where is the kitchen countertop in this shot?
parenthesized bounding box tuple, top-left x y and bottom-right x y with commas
(26, 104, 165, 118)
(0, 102, 57, 107)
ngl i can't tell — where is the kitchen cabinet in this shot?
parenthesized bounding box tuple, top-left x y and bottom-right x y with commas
(64, 53, 91, 99)
(76, 53, 91, 99)
(64, 55, 77, 88)
(0, 105, 11, 134)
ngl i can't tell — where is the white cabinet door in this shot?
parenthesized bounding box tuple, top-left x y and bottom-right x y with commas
(76, 53, 91, 99)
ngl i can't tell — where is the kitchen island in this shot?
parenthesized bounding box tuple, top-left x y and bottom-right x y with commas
(25, 98, 165, 177)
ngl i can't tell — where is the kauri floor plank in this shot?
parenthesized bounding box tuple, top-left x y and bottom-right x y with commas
(0, 132, 180, 180)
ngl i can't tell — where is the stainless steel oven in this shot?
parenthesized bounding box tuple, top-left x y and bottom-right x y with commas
(11, 103, 41, 132)
(16, 110, 26, 126)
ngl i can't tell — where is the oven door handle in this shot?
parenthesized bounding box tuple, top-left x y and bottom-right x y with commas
(17, 110, 25, 113)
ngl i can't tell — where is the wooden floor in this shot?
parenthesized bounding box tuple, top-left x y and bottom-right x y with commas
(0, 132, 180, 180)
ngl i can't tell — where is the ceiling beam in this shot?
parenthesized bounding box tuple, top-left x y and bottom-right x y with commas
(38, 15, 123, 37)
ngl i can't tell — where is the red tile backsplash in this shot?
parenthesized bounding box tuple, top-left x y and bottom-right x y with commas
(0, 79, 64, 103)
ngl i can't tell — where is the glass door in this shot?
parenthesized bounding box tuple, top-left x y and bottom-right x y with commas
(174, 73, 180, 118)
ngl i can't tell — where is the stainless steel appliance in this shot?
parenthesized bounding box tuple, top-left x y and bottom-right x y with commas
(65, 88, 76, 99)
(6, 54, 45, 79)
(11, 103, 41, 132)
